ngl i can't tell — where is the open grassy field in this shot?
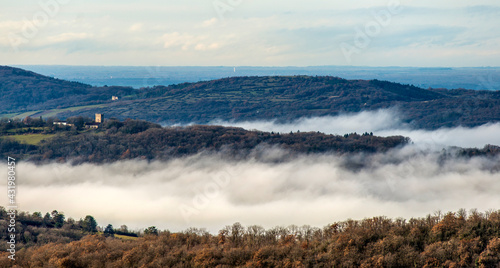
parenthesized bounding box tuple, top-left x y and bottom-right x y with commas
(6, 127, 49, 133)
(39, 104, 109, 118)
(114, 234, 139, 240)
(11, 111, 42, 119)
(3, 133, 56, 145)
(0, 113, 17, 118)
(0, 104, 110, 120)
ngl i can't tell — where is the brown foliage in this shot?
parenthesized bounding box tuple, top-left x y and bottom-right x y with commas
(2, 210, 500, 267)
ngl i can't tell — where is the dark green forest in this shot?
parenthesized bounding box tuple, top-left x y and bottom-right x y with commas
(3, 117, 499, 164)
(0, 117, 412, 163)
(2, 66, 500, 129)
(0, 66, 135, 113)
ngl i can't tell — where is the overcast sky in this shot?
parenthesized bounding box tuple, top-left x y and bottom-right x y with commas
(1, 0, 499, 66)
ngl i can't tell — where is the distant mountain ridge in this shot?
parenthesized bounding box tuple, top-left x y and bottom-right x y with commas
(1, 65, 500, 129)
(16, 65, 500, 90)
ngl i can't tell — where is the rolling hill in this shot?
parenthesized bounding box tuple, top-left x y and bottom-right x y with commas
(0, 65, 136, 114)
(1, 66, 500, 129)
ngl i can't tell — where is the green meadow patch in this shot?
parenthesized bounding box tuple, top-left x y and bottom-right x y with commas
(4, 133, 56, 145)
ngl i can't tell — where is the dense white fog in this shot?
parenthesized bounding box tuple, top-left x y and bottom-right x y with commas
(2, 109, 499, 233)
(2, 146, 499, 233)
(210, 109, 500, 148)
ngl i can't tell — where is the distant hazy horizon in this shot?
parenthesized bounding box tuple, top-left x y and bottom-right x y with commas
(14, 65, 500, 91)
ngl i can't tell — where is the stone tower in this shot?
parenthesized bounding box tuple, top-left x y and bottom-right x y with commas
(95, 113, 104, 123)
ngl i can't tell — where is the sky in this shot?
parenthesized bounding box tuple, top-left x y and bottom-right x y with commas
(1, 0, 500, 67)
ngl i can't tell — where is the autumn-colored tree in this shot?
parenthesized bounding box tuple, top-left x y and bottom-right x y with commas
(478, 238, 500, 268)
(1, 209, 500, 267)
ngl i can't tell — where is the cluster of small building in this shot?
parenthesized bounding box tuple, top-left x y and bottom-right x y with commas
(85, 113, 104, 129)
(52, 121, 74, 127)
(53, 113, 104, 129)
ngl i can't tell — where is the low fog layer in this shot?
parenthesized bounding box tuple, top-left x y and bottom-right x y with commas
(210, 109, 500, 148)
(3, 147, 499, 233)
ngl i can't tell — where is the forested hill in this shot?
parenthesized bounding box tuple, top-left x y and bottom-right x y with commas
(3, 118, 499, 163)
(1, 208, 500, 267)
(0, 65, 135, 113)
(0, 66, 90, 112)
(106, 76, 500, 128)
(0, 118, 410, 163)
(2, 66, 500, 129)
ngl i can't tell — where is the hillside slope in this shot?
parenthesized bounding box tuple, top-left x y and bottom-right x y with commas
(2, 208, 500, 267)
(2, 66, 500, 129)
(61, 76, 499, 128)
(0, 66, 137, 113)
(0, 118, 410, 163)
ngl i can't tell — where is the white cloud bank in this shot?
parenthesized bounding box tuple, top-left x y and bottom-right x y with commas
(2, 147, 499, 233)
(2, 109, 498, 233)
(210, 109, 500, 148)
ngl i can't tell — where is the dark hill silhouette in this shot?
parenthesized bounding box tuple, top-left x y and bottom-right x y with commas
(0, 65, 135, 113)
(0, 65, 92, 112)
